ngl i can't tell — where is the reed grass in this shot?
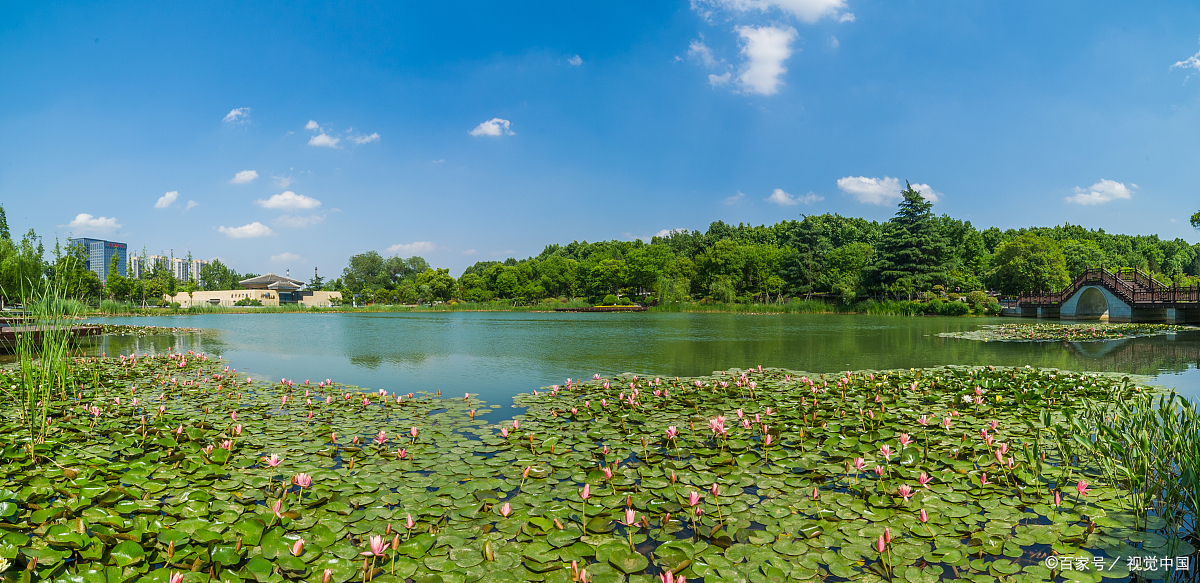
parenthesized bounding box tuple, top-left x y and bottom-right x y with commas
(1081, 391, 1199, 547)
(4, 282, 80, 458)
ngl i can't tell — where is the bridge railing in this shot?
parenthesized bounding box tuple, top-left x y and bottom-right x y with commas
(1016, 266, 1200, 307)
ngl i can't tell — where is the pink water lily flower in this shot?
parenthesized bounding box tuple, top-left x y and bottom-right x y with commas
(265, 454, 282, 467)
(292, 473, 312, 488)
(361, 535, 389, 557)
(918, 472, 932, 489)
(688, 491, 700, 506)
(499, 502, 512, 517)
(897, 484, 913, 502)
(1076, 480, 1090, 497)
(405, 514, 415, 529)
(917, 415, 930, 426)
(854, 458, 866, 471)
(291, 538, 305, 556)
(919, 509, 928, 523)
(621, 508, 637, 526)
(666, 426, 678, 439)
(898, 434, 913, 448)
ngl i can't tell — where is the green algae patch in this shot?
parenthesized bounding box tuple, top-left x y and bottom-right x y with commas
(0, 355, 1194, 583)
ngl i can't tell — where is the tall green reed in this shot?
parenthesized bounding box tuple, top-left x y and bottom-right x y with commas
(6, 282, 81, 458)
(1081, 392, 1199, 547)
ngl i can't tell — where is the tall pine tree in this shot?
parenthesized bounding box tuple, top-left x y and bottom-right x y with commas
(866, 183, 950, 296)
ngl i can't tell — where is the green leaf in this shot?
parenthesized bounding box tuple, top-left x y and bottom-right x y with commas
(109, 540, 145, 567)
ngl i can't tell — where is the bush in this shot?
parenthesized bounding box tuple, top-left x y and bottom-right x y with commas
(600, 294, 618, 306)
(967, 290, 989, 312)
(923, 298, 944, 314)
(939, 300, 971, 316)
(921, 291, 939, 302)
(984, 300, 1003, 316)
(234, 298, 263, 307)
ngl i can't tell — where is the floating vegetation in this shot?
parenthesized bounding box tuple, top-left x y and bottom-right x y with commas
(0, 355, 1196, 583)
(940, 323, 1193, 343)
(97, 324, 205, 337)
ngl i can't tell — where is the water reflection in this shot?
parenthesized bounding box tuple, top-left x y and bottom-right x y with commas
(79, 313, 1200, 404)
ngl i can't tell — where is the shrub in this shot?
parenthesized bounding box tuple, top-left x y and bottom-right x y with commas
(967, 290, 989, 312)
(921, 291, 939, 302)
(940, 300, 971, 316)
(985, 300, 1003, 316)
(234, 298, 263, 307)
(600, 294, 618, 306)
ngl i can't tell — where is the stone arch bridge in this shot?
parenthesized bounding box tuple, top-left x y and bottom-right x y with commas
(1015, 267, 1200, 323)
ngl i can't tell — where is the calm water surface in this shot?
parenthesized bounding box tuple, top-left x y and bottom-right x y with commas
(81, 313, 1200, 410)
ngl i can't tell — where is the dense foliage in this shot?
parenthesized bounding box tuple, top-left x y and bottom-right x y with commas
(334, 192, 1200, 306)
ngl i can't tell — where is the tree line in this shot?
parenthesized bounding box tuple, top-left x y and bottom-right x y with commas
(332, 185, 1200, 306)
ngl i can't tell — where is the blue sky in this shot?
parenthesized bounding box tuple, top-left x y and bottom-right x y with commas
(2, 1, 1200, 277)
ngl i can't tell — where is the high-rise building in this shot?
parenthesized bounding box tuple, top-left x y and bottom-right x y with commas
(190, 259, 209, 282)
(67, 238, 127, 284)
(171, 257, 189, 282)
(129, 255, 143, 279)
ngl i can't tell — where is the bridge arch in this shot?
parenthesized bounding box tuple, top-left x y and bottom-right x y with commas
(1075, 287, 1108, 320)
(1060, 285, 1131, 322)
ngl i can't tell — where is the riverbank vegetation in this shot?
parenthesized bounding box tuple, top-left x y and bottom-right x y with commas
(325, 186, 1200, 309)
(0, 354, 1195, 582)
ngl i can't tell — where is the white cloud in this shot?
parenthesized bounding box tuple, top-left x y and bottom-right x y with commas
(695, 0, 851, 24)
(766, 188, 823, 205)
(256, 191, 322, 210)
(431, 159, 445, 164)
(689, 39, 717, 67)
(274, 214, 325, 228)
(829, 36, 839, 48)
(218, 222, 274, 238)
(305, 120, 319, 130)
(709, 72, 732, 86)
(230, 170, 259, 184)
(1065, 179, 1134, 205)
(469, 118, 514, 137)
(66, 213, 122, 233)
(462, 249, 478, 255)
(736, 26, 798, 95)
(271, 252, 303, 263)
(837, 176, 941, 204)
(273, 173, 294, 188)
(837, 176, 902, 205)
(1171, 39, 1200, 79)
(308, 133, 340, 148)
(350, 132, 380, 145)
(387, 241, 436, 255)
(154, 191, 179, 209)
(223, 108, 250, 123)
(909, 183, 941, 203)
(568, 55, 583, 66)
(185, 200, 199, 211)
(724, 191, 746, 204)
(655, 228, 688, 238)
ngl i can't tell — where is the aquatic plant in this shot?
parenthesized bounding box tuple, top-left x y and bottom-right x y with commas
(0, 354, 1195, 582)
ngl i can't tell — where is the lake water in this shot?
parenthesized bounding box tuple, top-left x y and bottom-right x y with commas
(81, 312, 1200, 414)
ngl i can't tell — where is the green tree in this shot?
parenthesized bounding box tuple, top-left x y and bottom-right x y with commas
(105, 253, 132, 301)
(0, 205, 9, 242)
(1061, 239, 1106, 279)
(1191, 210, 1200, 230)
(866, 184, 951, 293)
(988, 233, 1070, 295)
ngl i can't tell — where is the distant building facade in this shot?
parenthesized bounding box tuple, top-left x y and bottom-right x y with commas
(67, 238, 127, 284)
(128, 254, 209, 283)
(163, 272, 341, 307)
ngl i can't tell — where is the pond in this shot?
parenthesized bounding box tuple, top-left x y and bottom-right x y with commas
(78, 312, 1200, 407)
